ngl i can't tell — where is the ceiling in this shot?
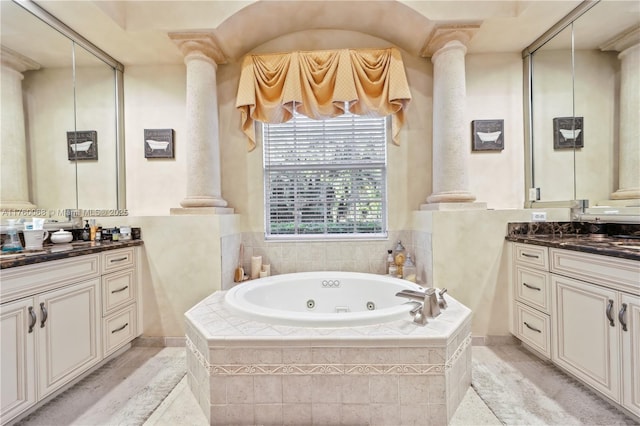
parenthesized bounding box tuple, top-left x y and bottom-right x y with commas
(1, 0, 639, 68)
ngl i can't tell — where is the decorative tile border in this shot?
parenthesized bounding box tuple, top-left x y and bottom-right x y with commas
(186, 333, 471, 377)
(446, 334, 472, 369)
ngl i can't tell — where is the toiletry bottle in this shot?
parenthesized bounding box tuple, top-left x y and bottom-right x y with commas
(89, 219, 97, 241)
(402, 253, 417, 283)
(386, 249, 394, 274)
(95, 226, 102, 242)
(82, 220, 90, 241)
(112, 227, 120, 241)
(393, 240, 406, 278)
(2, 219, 24, 252)
(388, 261, 398, 277)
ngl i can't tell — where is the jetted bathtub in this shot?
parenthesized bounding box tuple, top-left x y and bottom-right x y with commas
(224, 271, 425, 327)
(185, 271, 473, 425)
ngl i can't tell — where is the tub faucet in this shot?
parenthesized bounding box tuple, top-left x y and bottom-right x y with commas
(396, 288, 445, 325)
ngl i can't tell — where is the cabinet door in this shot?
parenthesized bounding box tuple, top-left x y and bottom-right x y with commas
(0, 298, 37, 424)
(552, 275, 620, 402)
(37, 278, 102, 399)
(621, 293, 640, 417)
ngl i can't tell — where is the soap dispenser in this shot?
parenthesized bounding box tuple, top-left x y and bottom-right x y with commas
(2, 219, 24, 252)
(82, 220, 90, 241)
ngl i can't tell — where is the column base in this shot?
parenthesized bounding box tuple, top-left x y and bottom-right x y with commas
(610, 188, 640, 200)
(170, 207, 234, 215)
(420, 202, 487, 211)
(426, 191, 477, 204)
(180, 196, 228, 208)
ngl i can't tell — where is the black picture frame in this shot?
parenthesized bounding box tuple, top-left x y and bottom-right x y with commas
(67, 130, 98, 160)
(553, 117, 584, 149)
(471, 119, 504, 151)
(144, 129, 174, 158)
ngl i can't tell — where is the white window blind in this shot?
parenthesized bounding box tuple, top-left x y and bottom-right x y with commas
(263, 110, 388, 239)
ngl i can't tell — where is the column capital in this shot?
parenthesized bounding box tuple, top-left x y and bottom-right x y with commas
(1, 45, 40, 73)
(168, 32, 227, 65)
(420, 23, 481, 58)
(600, 25, 640, 53)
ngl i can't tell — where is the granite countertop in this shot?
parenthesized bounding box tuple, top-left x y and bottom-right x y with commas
(506, 222, 640, 262)
(0, 239, 143, 269)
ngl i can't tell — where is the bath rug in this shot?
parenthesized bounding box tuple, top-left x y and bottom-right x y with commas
(471, 345, 637, 425)
(16, 347, 186, 426)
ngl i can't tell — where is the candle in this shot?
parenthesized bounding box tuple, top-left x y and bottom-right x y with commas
(251, 255, 262, 279)
(259, 270, 268, 278)
(261, 264, 271, 277)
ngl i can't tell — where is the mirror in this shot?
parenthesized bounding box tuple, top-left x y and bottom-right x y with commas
(524, 0, 640, 212)
(0, 0, 125, 218)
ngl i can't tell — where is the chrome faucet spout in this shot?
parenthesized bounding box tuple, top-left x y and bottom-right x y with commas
(396, 288, 441, 325)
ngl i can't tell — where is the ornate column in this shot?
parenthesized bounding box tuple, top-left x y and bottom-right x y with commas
(603, 27, 640, 201)
(169, 33, 233, 214)
(1, 46, 39, 210)
(420, 25, 486, 210)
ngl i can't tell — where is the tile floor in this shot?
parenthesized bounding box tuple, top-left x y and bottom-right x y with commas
(15, 343, 638, 425)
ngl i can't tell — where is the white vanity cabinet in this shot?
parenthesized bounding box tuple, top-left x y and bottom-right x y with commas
(36, 278, 102, 399)
(0, 298, 36, 423)
(512, 243, 552, 358)
(510, 241, 640, 420)
(101, 247, 138, 357)
(0, 245, 142, 425)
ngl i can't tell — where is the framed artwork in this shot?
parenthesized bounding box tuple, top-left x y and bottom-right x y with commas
(144, 129, 174, 158)
(67, 130, 98, 160)
(471, 119, 504, 151)
(553, 117, 583, 149)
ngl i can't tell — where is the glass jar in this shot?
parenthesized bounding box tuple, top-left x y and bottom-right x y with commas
(402, 253, 417, 283)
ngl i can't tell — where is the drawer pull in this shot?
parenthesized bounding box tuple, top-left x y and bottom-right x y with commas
(619, 303, 628, 332)
(111, 285, 129, 294)
(524, 321, 542, 333)
(28, 306, 37, 333)
(40, 302, 48, 328)
(523, 282, 542, 291)
(606, 299, 615, 327)
(110, 257, 128, 263)
(521, 253, 539, 259)
(111, 322, 129, 334)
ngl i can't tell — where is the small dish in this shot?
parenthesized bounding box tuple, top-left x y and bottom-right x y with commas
(51, 229, 73, 244)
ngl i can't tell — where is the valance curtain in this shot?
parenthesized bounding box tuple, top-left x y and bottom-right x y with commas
(236, 47, 412, 151)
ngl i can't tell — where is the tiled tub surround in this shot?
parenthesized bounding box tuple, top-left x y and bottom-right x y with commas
(506, 222, 640, 261)
(220, 231, 433, 290)
(185, 291, 471, 425)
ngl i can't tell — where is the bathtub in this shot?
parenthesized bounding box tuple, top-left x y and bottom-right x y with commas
(185, 271, 472, 425)
(224, 271, 425, 327)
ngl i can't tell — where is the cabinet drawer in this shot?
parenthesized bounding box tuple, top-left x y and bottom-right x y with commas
(103, 304, 136, 357)
(550, 248, 640, 295)
(515, 265, 551, 314)
(514, 244, 549, 270)
(102, 248, 135, 274)
(1, 255, 100, 303)
(515, 302, 551, 359)
(102, 269, 136, 316)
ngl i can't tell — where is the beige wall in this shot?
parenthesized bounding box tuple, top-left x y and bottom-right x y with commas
(99, 214, 240, 337)
(417, 208, 570, 337)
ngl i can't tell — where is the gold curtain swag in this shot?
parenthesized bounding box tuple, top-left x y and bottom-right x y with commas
(236, 47, 412, 151)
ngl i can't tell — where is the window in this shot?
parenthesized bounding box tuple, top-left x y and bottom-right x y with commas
(263, 109, 388, 239)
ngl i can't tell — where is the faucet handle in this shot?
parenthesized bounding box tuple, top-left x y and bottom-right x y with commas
(437, 288, 448, 309)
